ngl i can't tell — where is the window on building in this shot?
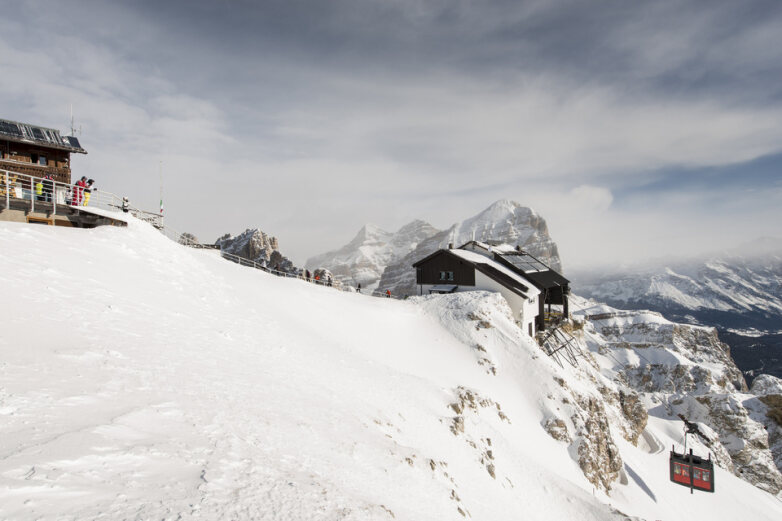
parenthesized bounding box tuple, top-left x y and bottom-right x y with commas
(38, 155, 47, 166)
(30, 153, 38, 164)
(439, 271, 454, 281)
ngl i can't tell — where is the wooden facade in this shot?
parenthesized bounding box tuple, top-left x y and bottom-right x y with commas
(0, 119, 86, 184)
(415, 250, 476, 286)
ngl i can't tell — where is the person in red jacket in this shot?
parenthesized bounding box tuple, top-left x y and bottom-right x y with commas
(72, 176, 87, 206)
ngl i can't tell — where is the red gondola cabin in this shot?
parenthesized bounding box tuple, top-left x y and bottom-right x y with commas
(670, 448, 714, 493)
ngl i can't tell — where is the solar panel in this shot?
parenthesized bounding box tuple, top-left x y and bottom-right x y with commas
(500, 253, 550, 273)
(0, 120, 22, 137)
(64, 136, 82, 149)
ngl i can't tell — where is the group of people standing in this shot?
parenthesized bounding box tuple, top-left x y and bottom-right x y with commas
(299, 271, 393, 298)
(302, 269, 334, 287)
(32, 175, 95, 206)
(70, 176, 96, 206)
(34, 175, 55, 202)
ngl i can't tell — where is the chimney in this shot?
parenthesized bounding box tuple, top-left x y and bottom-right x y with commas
(516, 245, 522, 252)
(448, 242, 453, 249)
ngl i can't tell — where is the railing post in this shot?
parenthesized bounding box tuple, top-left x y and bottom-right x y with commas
(4, 171, 8, 209)
(30, 176, 34, 213)
(52, 180, 57, 216)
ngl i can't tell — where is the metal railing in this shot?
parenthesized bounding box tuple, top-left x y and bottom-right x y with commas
(156, 222, 405, 299)
(0, 168, 162, 227)
(220, 250, 408, 299)
(2, 168, 402, 299)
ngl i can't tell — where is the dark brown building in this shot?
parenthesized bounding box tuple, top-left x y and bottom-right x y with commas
(0, 118, 87, 184)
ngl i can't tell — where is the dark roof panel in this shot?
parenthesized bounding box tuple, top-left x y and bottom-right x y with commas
(0, 118, 87, 154)
(493, 251, 570, 289)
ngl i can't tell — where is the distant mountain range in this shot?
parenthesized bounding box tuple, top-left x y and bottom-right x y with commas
(306, 199, 562, 296)
(305, 220, 439, 289)
(573, 237, 782, 382)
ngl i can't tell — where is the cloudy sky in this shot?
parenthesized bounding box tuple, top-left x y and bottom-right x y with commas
(2, 0, 781, 268)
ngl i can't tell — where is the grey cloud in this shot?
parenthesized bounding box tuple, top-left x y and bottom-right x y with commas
(2, 0, 782, 266)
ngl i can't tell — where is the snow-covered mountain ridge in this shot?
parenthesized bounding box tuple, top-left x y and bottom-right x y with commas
(308, 200, 562, 297)
(305, 220, 439, 289)
(2, 220, 782, 519)
(574, 243, 782, 382)
(574, 252, 782, 329)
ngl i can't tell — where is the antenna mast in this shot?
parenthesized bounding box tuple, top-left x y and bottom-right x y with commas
(69, 104, 81, 136)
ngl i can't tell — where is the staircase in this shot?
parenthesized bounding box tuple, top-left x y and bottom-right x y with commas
(537, 326, 581, 368)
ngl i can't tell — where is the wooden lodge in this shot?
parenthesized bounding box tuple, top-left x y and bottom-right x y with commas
(0, 117, 128, 228)
(413, 241, 570, 336)
(0, 118, 86, 185)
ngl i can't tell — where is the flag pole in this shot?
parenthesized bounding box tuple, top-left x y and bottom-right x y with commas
(159, 160, 164, 224)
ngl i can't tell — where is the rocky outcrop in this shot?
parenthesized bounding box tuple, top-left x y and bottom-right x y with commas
(752, 375, 782, 396)
(178, 232, 199, 245)
(586, 307, 747, 394)
(578, 300, 782, 495)
(689, 393, 782, 494)
(378, 200, 562, 297)
(215, 228, 298, 274)
(573, 396, 623, 491)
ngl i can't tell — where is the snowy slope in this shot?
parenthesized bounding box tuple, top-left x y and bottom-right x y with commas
(1, 220, 782, 520)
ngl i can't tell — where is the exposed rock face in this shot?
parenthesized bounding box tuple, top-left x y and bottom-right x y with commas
(586, 308, 747, 394)
(379, 200, 562, 297)
(752, 375, 782, 396)
(692, 394, 782, 494)
(215, 229, 298, 274)
(617, 389, 648, 445)
(418, 291, 630, 492)
(573, 396, 623, 492)
(305, 220, 439, 289)
(578, 300, 782, 495)
(178, 232, 199, 245)
(756, 394, 782, 473)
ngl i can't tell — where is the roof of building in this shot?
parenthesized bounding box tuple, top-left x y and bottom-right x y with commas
(459, 240, 518, 254)
(494, 251, 569, 288)
(442, 248, 540, 299)
(458, 240, 570, 289)
(0, 118, 87, 154)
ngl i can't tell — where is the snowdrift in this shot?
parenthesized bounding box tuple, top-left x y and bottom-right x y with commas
(1, 219, 781, 520)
